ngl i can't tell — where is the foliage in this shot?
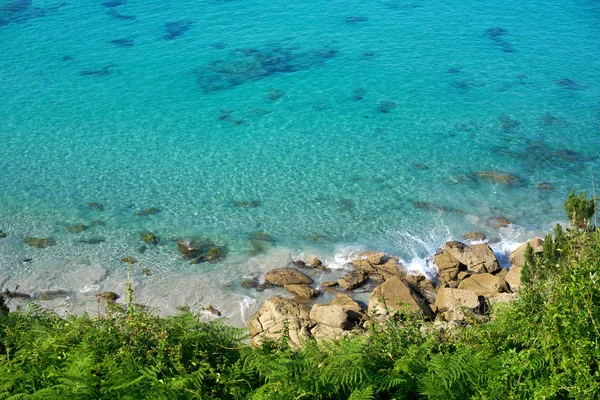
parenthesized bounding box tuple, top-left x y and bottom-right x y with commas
(565, 188, 596, 229)
(1, 192, 599, 398)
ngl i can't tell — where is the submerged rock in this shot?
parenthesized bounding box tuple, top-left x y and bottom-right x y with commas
(474, 170, 520, 186)
(163, 21, 194, 40)
(555, 78, 587, 91)
(134, 207, 161, 216)
(35, 289, 70, 301)
(66, 223, 88, 233)
(109, 38, 134, 47)
(233, 200, 261, 208)
(351, 87, 366, 101)
(138, 231, 160, 245)
(24, 237, 55, 248)
(0, 230, 7, 239)
(88, 202, 104, 211)
(178, 238, 227, 264)
(79, 237, 105, 244)
(536, 182, 554, 191)
(377, 100, 397, 113)
(345, 15, 368, 23)
(266, 88, 284, 101)
(80, 65, 115, 77)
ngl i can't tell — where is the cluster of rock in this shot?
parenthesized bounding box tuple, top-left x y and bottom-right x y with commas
(248, 237, 544, 347)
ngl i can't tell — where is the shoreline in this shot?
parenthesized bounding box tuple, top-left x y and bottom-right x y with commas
(0, 215, 545, 328)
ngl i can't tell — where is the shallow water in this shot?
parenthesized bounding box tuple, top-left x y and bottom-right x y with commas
(0, 0, 599, 325)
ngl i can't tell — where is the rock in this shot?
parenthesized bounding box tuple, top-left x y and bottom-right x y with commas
(434, 288, 481, 317)
(204, 305, 222, 317)
(36, 289, 70, 301)
(233, 200, 261, 208)
(321, 281, 338, 287)
(536, 182, 554, 191)
(310, 304, 351, 329)
(457, 271, 472, 282)
(177, 239, 201, 259)
(66, 224, 88, 233)
(0, 230, 6, 239)
(134, 207, 161, 216)
(443, 241, 499, 274)
(308, 257, 322, 269)
(79, 238, 105, 244)
(241, 277, 260, 289)
(474, 170, 520, 185)
(487, 293, 518, 306)
(310, 324, 348, 342)
(264, 268, 313, 286)
(139, 231, 160, 245)
(509, 238, 544, 267)
(24, 237, 55, 248)
(331, 293, 363, 322)
(284, 284, 319, 299)
(457, 273, 508, 298)
(461, 231, 486, 241)
(497, 267, 509, 280)
(88, 202, 104, 211)
(121, 257, 137, 264)
(433, 248, 466, 286)
(292, 260, 307, 268)
(490, 217, 511, 228)
(337, 270, 368, 291)
(364, 251, 387, 265)
(368, 276, 435, 320)
(248, 296, 312, 347)
(178, 238, 226, 263)
(505, 266, 523, 292)
(97, 292, 119, 302)
(202, 247, 226, 264)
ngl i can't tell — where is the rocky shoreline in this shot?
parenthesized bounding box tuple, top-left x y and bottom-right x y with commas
(246, 235, 542, 346)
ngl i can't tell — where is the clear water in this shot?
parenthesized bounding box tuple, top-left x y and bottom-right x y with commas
(1, 0, 599, 325)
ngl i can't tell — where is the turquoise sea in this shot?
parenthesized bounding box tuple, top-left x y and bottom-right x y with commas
(1, 0, 599, 324)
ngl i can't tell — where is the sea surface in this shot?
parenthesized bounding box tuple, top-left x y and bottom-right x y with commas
(1, 0, 599, 325)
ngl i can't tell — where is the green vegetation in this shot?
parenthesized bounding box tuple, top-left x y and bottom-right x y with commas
(1, 192, 599, 399)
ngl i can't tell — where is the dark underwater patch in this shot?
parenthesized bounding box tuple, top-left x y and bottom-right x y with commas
(163, 21, 194, 40)
(193, 42, 338, 93)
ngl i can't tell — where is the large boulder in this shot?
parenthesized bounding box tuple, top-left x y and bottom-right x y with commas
(509, 238, 544, 267)
(310, 304, 351, 329)
(264, 268, 313, 286)
(310, 294, 363, 330)
(435, 287, 481, 322)
(433, 248, 465, 287)
(443, 241, 499, 274)
(457, 273, 508, 298)
(337, 270, 368, 291)
(368, 276, 435, 320)
(434, 288, 480, 312)
(351, 254, 403, 282)
(284, 284, 319, 299)
(248, 296, 312, 347)
(310, 324, 349, 342)
(505, 266, 523, 292)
